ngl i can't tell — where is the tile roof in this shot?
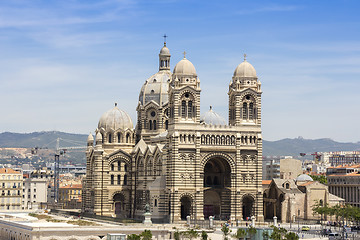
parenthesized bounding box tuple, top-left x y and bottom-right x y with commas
(60, 184, 82, 189)
(0, 168, 21, 174)
(262, 180, 272, 185)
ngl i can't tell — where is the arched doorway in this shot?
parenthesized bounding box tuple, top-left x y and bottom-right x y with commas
(242, 195, 255, 220)
(180, 196, 192, 220)
(113, 193, 125, 217)
(204, 190, 221, 219)
(203, 157, 231, 220)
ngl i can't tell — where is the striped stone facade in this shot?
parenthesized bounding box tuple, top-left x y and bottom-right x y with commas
(82, 43, 264, 223)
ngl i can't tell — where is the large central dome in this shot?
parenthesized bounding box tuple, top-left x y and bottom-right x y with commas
(139, 71, 171, 106)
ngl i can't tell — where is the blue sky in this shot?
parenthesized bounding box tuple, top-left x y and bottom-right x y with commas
(0, 0, 359, 142)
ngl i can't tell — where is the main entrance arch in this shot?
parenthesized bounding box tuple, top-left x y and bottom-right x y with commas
(203, 156, 231, 220)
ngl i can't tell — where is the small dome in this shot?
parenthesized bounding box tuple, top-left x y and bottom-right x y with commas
(173, 57, 197, 76)
(234, 60, 257, 78)
(295, 174, 313, 182)
(95, 132, 102, 142)
(200, 106, 226, 125)
(98, 104, 133, 131)
(139, 71, 171, 106)
(160, 45, 170, 55)
(87, 133, 94, 142)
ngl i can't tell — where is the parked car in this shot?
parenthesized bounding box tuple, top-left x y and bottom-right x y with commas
(301, 226, 310, 231)
(328, 232, 340, 240)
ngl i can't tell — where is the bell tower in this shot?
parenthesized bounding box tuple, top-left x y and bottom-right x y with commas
(159, 35, 171, 71)
(228, 54, 262, 126)
(168, 52, 201, 125)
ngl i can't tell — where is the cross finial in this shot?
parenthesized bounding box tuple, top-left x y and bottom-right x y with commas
(183, 51, 186, 58)
(244, 53, 247, 61)
(163, 34, 167, 45)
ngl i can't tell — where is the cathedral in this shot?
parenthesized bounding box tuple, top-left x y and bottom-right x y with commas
(82, 41, 264, 223)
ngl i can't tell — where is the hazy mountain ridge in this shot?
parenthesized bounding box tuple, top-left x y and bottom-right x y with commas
(0, 131, 359, 158)
(0, 131, 88, 148)
(263, 137, 360, 157)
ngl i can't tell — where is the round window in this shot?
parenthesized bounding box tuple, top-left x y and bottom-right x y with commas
(151, 111, 156, 117)
(185, 93, 189, 98)
(246, 95, 250, 100)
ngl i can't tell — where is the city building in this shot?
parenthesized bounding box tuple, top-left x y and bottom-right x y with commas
(263, 158, 302, 180)
(22, 177, 48, 210)
(59, 183, 82, 209)
(83, 42, 264, 223)
(320, 151, 360, 166)
(263, 174, 343, 223)
(327, 164, 360, 207)
(279, 158, 302, 180)
(0, 168, 23, 211)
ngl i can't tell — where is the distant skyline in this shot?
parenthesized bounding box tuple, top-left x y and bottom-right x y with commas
(1, 0, 359, 142)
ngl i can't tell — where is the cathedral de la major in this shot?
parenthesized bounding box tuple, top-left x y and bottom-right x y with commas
(82, 40, 264, 223)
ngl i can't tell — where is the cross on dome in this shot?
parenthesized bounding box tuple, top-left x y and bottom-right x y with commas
(163, 34, 168, 45)
(244, 53, 247, 61)
(183, 51, 186, 58)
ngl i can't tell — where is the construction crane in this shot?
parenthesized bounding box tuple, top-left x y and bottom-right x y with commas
(31, 137, 86, 203)
(53, 138, 86, 203)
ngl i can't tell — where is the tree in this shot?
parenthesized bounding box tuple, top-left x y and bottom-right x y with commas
(232, 228, 246, 240)
(269, 226, 287, 240)
(140, 230, 152, 240)
(201, 230, 208, 240)
(262, 230, 270, 240)
(284, 232, 299, 240)
(309, 175, 327, 184)
(174, 231, 180, 240)
(221, 224, 231, 240)
(247, 226, 257, 239)
(127, 234, 141, 240)
(183, 229, 199, 240)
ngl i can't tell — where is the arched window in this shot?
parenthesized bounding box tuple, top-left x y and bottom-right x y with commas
(111, 164, 114, 171)
(153, 120, 157, 130)
(117, 161, 121, 171)
(149, 120, 152, 130)
(181, 100, 186, 118)
(110, 175, 114, 185)
(117, 175, 121, 185)
(154, 199, 158, 207)
(108, 133, 112, 143)
(285, 183, 290, 189)
(123, 175, 127, 185)
(165, 120, 168, 130)
(188, 101, 192, 118)
(243, 103, 247, 119)
(249, 103, 253, 119)
(124, 164, 128, 172)
(126, 133, 130, 143)
(101, 133, 104, 143)
(117, 133, 121, 143)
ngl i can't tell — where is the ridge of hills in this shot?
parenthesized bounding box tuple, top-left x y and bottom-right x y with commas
(0, 131, 360, 159)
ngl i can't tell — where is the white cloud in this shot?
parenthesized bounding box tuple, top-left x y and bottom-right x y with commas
(236, 4, 301, 15)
